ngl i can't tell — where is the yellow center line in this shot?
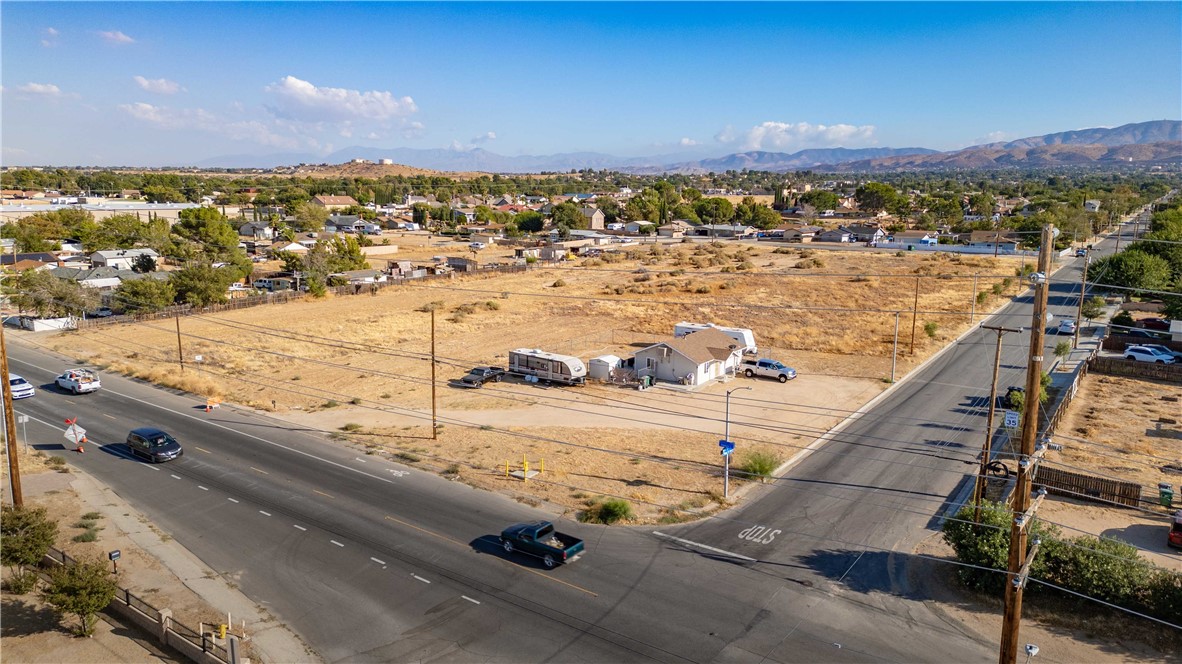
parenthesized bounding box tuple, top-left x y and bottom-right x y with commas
(249, 466, 268, 475)
(313, 489, 334, 499)
(383, 515, 598, 597)
(195, 447, 211, 454)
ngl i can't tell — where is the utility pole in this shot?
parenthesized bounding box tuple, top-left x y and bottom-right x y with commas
(891, 311, 900, 383)
(910, 277, 920, 355)
(175, 314, 185, 374)
(1, 322, 24, 507)
(974, 324, 1021, 524)
(430, 308, 438, 440)
(970, 275, 979, 324)
(1073, 252, 1089, 349)
(999, 223, 1055, 664)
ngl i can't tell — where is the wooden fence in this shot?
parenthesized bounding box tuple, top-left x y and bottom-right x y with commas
(1033, 466, 1143, 508)
(1088, 356, 1182, 383)
(1101, 334, 1182, 352)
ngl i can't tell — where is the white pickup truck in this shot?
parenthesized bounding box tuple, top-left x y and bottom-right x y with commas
(55, 368, 102, 394)
(741, 358, 797, 383)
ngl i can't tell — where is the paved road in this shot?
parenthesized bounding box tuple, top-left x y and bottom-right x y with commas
(5, 212, 1151, 662)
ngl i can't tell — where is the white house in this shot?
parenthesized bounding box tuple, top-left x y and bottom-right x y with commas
(88, 248, 159, 271)
(631, 328, 744, 387)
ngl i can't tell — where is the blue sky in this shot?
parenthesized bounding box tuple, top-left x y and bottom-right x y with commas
(2, 2, 1179, 166)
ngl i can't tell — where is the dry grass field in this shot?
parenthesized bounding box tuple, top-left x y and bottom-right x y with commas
(43, 244, 1025, 520)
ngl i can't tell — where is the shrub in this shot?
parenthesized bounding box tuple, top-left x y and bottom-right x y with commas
(552, 279, 566, 288)
(579, 497, 634, 524)
(484, 300, 500, 311)
(340, 423, 363, 432)
(772, 247, 794, 255)
(394, 451, 421, 463)
(895, 251, 907, 257)
(737, 449, 780, 482)
(737, 261, 754, 271)
(1080, 296, 1105, 320)
(1, 506, 58, 588)
(924, 321, 938, 339)
(1054, 341, 1071, 361)
(976, 291, 989, 305)
(525, 255, 538, 264)
(42, 560, 118, 636)
(72, 529, 99, 543)
(695, 285, 712, 294)
(323, 400, 340, 408)
(416, 301, 444, 313)
(942, 502, 1058, 593)
(1111, 310, 1135, 330)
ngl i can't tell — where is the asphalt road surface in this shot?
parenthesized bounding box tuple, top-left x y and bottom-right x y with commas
(6, 215, 1147, 662)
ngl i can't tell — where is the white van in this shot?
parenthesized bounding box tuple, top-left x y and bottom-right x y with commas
(673, 322, 758, 354)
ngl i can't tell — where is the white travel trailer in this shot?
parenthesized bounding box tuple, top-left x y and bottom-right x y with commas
(508, 348, 587, 385)
(673, 322, 758, 354)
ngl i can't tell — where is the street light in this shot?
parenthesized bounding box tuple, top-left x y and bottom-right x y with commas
(724, 386, 752, 499)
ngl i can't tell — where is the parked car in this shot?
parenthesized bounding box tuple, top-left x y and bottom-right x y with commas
(126, 427, 184, 463)
(1123, 346, 1176, 364)
(8, 374, 35, 399)
(1074, 248, 1088, 257)
(1140, 317, 1172, 331)
(55, 368, 102, 394)
(89, 307, 115, 318)
(1137, 344, 1182, 362)
(1119, 328, 1166, 340)
(460, 366, 506, 388)
(499, 521, 584, 568)
(741, 358, 797, 383)
(469, 241, 487, 250)
(1169, 511, 1182, 549)
(1055, 319, 1077, 335)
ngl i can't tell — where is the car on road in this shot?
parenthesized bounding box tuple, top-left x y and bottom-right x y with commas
(1055, 319, 1076, 335)
(8, 374, 35, 399)
(1137, 344, 1182, 362)
(1123, 345, 1176, 365)
(55, 368, 102, 394)
(1140, 317, 1172, 331)
(499, 521, 584, 568)
(741, 358, 797, 383)
(460, 366, 506, 387)
(1075, 248, 1088, 257)
(469, 241, 487, 250)
(88, 307, 115, 318)
(126, 427, 184, 463)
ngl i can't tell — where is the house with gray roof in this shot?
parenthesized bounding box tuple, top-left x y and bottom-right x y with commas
(89, 248, 159, 271)
(631, 328, 744, 387)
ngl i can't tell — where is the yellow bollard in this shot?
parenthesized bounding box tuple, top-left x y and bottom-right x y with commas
(218, 624, 227, 639)
(523, 457, 529, 481)
(540, 458, 544, 474)
(505, 461, 509, 477)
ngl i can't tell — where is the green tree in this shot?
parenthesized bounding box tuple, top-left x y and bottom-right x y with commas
(1089, 251, 1172, 292)
(515, 210, 545, 233)
(142, 185, 184, 203)
(7, 270, 98, 317)
(273, 250, 305, 273)
(326, 235, 370, 273)
(42, 560, 118, 636)
(694, 197, 735, 225)
(1080, 296, 1106, 320)
(291, 202, 328, 232)
(854, 182, 900, 213)
(596, 197, 622, 224)
(1, 506, 59, 593)
(114, 277, 176, 313)
(131, 253, 157, 273)
(968, 193, 995, 217)
(734, 197, 781, 230)
(798, 190, 839, 212)
(173, 207, 238, 253)
(550, 202, 586, 230)
(170, 265, 236, 307)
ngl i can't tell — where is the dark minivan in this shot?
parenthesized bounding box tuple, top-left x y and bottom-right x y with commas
(126, 427, 183, 463)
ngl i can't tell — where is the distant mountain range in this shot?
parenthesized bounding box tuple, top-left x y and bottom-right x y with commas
(195, 120, 1180, 173)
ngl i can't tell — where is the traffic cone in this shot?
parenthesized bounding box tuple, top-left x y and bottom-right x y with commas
(77, 436, 87, 453)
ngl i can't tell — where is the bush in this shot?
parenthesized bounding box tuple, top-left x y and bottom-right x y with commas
(552, 279, 566, 288)
(1080, 296, 1106, 320)
(942, 502, 1058, 593)
(340, 423, 362, 432)
(579, 497, 634, 524)
(1054, 341, 1072, 360)
(924, 321, 939, 339)
(1, 506, 58, 582)
(737, 449, 780, 482)
(976, 291, 990, 305)
(416, 301, 444, 313)
(525, 255, 538, 264)
(42, 560, 118, 636)
(1111, 310, 1135, 330)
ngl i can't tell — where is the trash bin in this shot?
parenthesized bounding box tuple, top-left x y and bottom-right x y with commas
(1160, 483, 1174, 508)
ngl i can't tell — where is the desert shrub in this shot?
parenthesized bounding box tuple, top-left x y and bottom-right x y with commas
(721, 265, 736, 273)
(695, 285, 712, 294)
(795, 257, 825, 269)
(737, 261, 754, 271)
(773, 247, 795, 255)
(552, 279, 566, 288)
(976, 291, 989, 305)
(991, 283, 1005, 296)
(942, 502, 1058, 593)
(1040, 535, 1151, 609)
(895, 251, 907, 257)
(1, 506, 58, 593)
(737, 449, 780, 482)
(670, 269, 685, 277)
(1016, 263, 1035, 278)
(484, 300, 500, 311)
(525, 255, 538, 264)
(72, 529, 99, 543)
(340, 423, 363, 432)
(633, 272, 652, 283)
(924, 321, 938, 339)
(416, 300, 445, 313)
(394, 452, 421, 463)
(1080, 296, 1105, 320)
(323, 400, 340, 408)
(453, 303, 477, 315)
(579, 497, 634, 524)
(850, 275, 871, 283)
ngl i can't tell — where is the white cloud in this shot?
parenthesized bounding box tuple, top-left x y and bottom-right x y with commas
(41, 27, 59, 47)
(134, 75, 184, 95)
(679, 137, 698, 147)
(970, 131, 1012, 147)
(714, 125, 737, 144)
(45, 27, 59, 36)
(98, 30, 135, 44)
(737, 121, 877, 151)
(264, 75, 417, 123)
(16, 82, 61, 97)
(401, 121, 426, 139)
(119, 102, 299, 149)
(471, 131, 496, 144)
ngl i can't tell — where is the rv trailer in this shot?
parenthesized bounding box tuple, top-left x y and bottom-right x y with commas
(508, 348, 587, 385)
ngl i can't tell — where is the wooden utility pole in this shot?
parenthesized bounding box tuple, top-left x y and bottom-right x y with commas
(1073, 253, 1089, 349)
(175, 314, 185, 373)
(1, 322, 24, 507)
(999, 223, 1055, 664)
(974, 324, 1021, 524)
(430, 308, 438, 440)
(909, 277, 920, 355)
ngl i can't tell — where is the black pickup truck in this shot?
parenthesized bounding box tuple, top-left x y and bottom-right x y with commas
(461, 366, 506, 387)
(500, 521, 584, 568)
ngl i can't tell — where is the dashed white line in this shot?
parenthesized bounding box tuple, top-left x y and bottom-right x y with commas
(354, 457, 367, 463)
(293, 525, 307, 531)
(197, 486, 209, 491)
(461, 595, 481, 605)
(412, 574, 431, 584)
(170, 474, 182, 480)
(370, 557, 387, 565)
(147, 466, 161, 471)
(259, 510, 272, 517)
(330, 540, 345, 547)
(227, 498, 239, 503)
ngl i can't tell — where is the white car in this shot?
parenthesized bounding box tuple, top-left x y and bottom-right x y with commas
(469, 242, 487, 250)
(1124, 346, 1176, 365)
(55, 368, 102, 394)
(1056, 319, 1076, 335)
(8, 374, 35, 399)
(1139, 344, 1182, 362)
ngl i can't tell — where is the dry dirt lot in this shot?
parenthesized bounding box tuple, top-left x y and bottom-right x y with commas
(43, 245, 1025, 520)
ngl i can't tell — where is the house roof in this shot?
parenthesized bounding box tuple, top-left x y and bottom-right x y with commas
(9, 259, 49, 272)
(646, 328, 742, 366)
(312, 195, 359, 206)
(968, 230, 1019, 243)
(90, 248, 159, 260)
(1, 252, 58, 265)
(893, 231, 935, 239)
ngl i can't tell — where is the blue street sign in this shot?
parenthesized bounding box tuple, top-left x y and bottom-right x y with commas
(719, 440, 735, 456)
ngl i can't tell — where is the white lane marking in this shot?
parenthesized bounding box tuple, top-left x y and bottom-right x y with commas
(147, 466, 161, 471)
(170, 474, 182, 480)
(227, 498, 239, 503)
(330, 540, 345, 547)
(461, 595, 481, 605)
(651, 531, 757, 562)
(102, 414, 116, 420)
(412, 574, 431, 584)
(259, 510, 272, 517)
(293, 525, 307, 531)
(354, 457, 367, 463)
(198, 486, 209, 491)
(370, 557, 387, 565)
